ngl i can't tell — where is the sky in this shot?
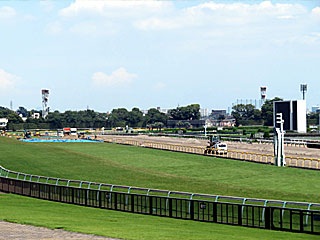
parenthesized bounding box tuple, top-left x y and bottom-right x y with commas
(0, 0, 319, 113)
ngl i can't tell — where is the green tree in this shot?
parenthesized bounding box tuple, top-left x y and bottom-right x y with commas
(144, 108, 168, 125)
(261, 97, 283, 126)
(108, 108, 129, 127)
(168, 104, 200, 120)
(307, 112, 320, 127)
(153, 122, 165, 131)
(16, 106, 29, 117)
(128, 108, 143, 127)
(231, 104, 261, 126)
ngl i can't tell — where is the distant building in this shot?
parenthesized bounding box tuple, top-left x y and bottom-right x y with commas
(200, 108, 209, 117)
(32, 113, 40, 119)
(210, 110, 227, 119)
(142, 107, 171, 116)
(0, 118, 8, 128)
(205, 118, 235, 127)
(312, 106, 320, 113)
(156, 107, 170, 115)
(141, 110, 148, 116)
(18, 114, 27, 122)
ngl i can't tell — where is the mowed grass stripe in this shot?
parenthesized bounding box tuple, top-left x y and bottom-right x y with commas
(0, 137, 319, 202)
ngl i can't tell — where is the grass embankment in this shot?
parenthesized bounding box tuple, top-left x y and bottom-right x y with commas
(0, 194, 316, 240)
(0, 137, 319, 202)
(0, 136, 319, 239)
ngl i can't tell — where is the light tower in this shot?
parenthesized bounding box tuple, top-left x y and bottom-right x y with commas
(260, 86, 267, 107)
(41, 89, 50, 119)
(300, 84, 307, 100)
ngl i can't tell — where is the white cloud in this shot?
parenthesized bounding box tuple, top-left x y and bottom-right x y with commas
(24, 14, 37, 21)
(312, 7, 320, 18)
(135, 17, 181, 30)
(0, 6, 16, 19)
(0, 69, 19, 92)
(60, 0, 173, 18)
(92, 67, 137, 87)
(135, 1, 308, 31)
(45, 21, 62, 34)
(40, 1, 54, 12)
(69, 21, 117, 36)
(153, 82, 166, 89)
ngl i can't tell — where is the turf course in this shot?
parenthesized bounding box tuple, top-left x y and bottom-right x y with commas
(0, 136, 319, 239)
(1, 137, 319, 202)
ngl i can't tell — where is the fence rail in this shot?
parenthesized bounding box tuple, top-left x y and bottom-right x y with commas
(1, 176, 320, 235)
(104, 138, 320, 170)
(1, 165, 320, 222)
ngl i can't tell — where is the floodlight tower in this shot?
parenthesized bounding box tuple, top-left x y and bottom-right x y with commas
(300, 84, 307, 100)
(260, 86, 267, 107)
(41, 89, 50, 119)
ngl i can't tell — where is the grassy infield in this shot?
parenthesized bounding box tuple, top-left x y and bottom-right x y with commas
(0, 137, 319, 239)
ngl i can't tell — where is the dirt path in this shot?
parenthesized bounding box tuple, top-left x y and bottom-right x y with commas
(0, 221, 119, 240)
(96, 135, 320, 159)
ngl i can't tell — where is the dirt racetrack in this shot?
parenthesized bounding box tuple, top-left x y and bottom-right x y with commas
(0, 220, 117, 240)
(96, 135, 320, 160)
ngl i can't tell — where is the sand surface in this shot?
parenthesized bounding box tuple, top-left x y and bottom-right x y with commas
(96, 134, 320, 159)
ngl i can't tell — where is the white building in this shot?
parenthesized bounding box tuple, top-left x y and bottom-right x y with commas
(32, 113, 40, 119)
(0, 118, 8, 128)
(200, 108, 209, 117)
(18, 114, 27, 122)
(155, 107, 170, 114)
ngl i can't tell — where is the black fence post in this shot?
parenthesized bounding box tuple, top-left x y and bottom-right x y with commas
(213, 202, 217, 223)
(265, 207, 271, 229)
(169, 198, 173, 218)
(38, 183, 40, 198)
(85, 189, 88, 206)
(190, 200, 194, 220)
(149, 196, 153, 215)
(114, 193, 117, 210)
(99, 190, 102, 208)
(131, 194, 134, 212)
(300, 211, 304, 233)
(72, 188, 74, 204)
(238, 205, 242, 226)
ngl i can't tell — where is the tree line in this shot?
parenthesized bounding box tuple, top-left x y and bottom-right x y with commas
(0, 104, 201, 130)
(231, 97, 283, 126)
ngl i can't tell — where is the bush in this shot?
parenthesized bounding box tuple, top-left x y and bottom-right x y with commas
(263, 131, 270, 139)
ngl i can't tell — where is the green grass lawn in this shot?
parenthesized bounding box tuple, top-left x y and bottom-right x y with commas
(1, 137, 319, 203)
(0, 194, 316, 240)
(0, 136, 320, 239)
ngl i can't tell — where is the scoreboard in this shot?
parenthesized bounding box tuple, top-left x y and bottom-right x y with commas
(273, 100, 306, 133)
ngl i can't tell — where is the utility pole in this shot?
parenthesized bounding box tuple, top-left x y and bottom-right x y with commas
(204, 123, 207, 137)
